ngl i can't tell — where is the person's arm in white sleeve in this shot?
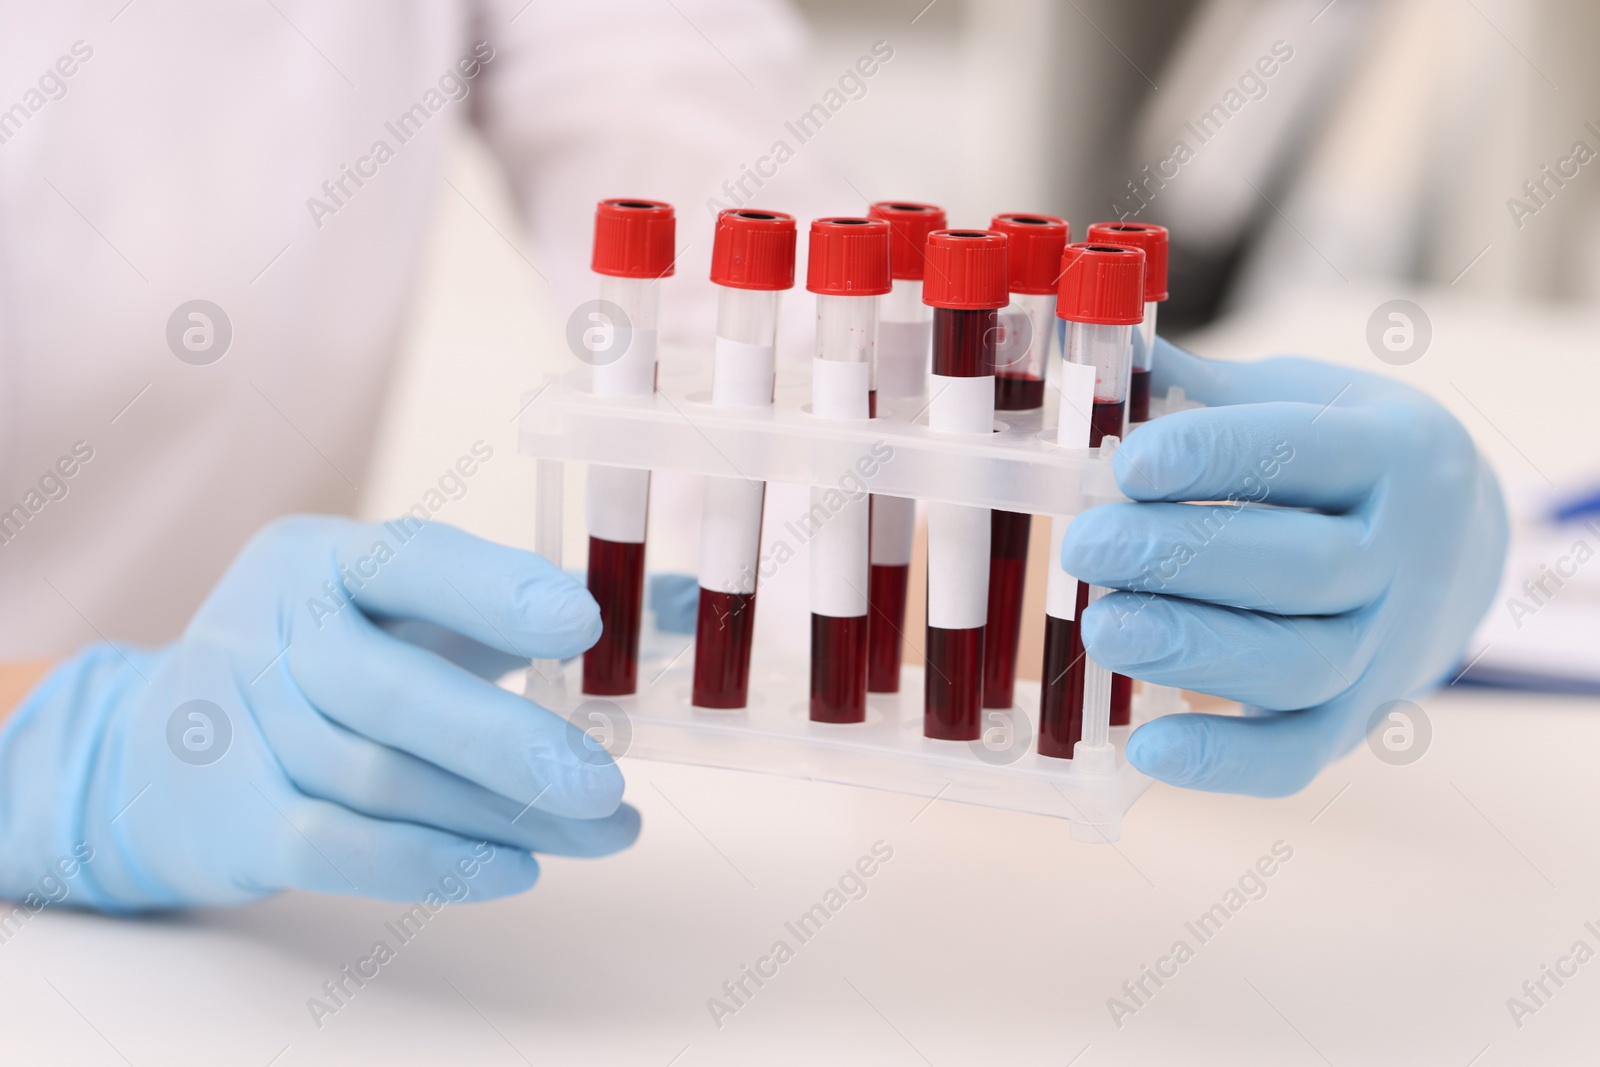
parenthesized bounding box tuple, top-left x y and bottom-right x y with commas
(469, 0, 853, 356)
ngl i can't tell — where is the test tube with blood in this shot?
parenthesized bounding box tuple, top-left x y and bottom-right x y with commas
(1085, 222, 1168, 427)
(981, 213, 1068, 710)
(864, 201, 947, 693)
(805, 217, 892, 722)
(1085, 224, 1169, 726)
(920, 229, 1009, 741)
(583, 199, 676, 697)
(691, 209, 797, 709)
(1037, 242, 1145, 757)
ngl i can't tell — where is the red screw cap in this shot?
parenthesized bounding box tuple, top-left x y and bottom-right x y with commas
(1056, 242, 1146, 325)
(592, 199, 677, 279)
(806, 218, 891, 296)
(1086, 222, 1168, 302)
(921, 230, 1009, 310)
(867, 201, 948, 281)
(709, 209, 797, 290)
(989, 213, 1071, 295)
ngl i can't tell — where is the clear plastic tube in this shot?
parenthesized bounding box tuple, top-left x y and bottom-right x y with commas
(880, 278, 927, 320)
(815, 295, 876, 377)
(606, 277, 654, 324)
(810, 294, 876, 723)
(718, 287, 781, 349)
(693, 286, 781, 709)
(1118, 299, 1160, 720)
(1128, 300, 1158, 425)
(1067, 319, 1136, 727)
(1079, 584, 1113, 750)
(981, 290, 1056, 708)
(993, 291, 1055, 411)
(1036, 320, 1130, 755)
(1068, 321, 1133, 446)
(583, 274, 661, 696)
(981, 508, 1030, 709)
(1038, 581, 1087, 758)
(924, 307, 995, 741)
(877, 278, 930, 405)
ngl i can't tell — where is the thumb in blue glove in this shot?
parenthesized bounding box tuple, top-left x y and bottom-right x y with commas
(0, 516, 638, 911)
(1061, 338, 1508, 796)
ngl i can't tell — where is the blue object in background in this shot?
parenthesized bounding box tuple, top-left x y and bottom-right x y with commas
(649, 572, 701, 635)
(1551, 486, 1600, 524)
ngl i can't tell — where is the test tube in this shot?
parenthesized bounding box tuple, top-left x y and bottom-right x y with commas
(1086, 224, 1167, 726)
(806, 218, 892, 723)
(583, 199, 676, 696)
(921, 230, 1008, 740)
(1064, 242, 1144, 445)
(1038, 242, 1144, 757)
(863, 202, 947, 693)
(691, 209, 797, 709)
(989, 214, 1067, 410)
(1086, 222, 1168, 426)
(981, 213, 1068, 710)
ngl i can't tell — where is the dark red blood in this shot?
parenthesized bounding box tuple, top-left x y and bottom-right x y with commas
(692, 589, 758, 708)
(866, 563, 910, 693)
(981, 510, 1031, 709)
(1038, 583, 1090, 759)
(811, 613, 869, 723)
(925, 625, 984, 741)
(583, 537, 647, 696)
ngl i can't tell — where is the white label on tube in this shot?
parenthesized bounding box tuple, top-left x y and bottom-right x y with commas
(877, 321, 929, 400)
(870, 494, 915, 566)
(698, 476, 765, 594)
(1046, 515, 1078, 620)
(927, 374, 995, 435)
(591, 327, 658, 398)
(586, 465, 650, 543)
(810, 489, 869, 617)
(811, 357, 872, 421)
(926, 501, 989, 629)
(711, 337, 776, 408)
(1054, 360, 1097, 448)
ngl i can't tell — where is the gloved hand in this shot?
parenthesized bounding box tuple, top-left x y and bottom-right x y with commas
(0, 516, 638, 911)
(1062, 338, 1508, 796)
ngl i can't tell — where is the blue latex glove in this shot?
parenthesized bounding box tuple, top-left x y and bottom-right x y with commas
(1062, 339, 1508, 796)
(0, 517, 638, 911)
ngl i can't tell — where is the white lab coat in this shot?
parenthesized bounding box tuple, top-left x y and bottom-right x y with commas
(0, 0, 839, 656)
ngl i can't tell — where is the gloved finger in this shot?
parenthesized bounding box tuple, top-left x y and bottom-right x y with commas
(290, 616, 623, 819)
(1116, 402, 1391, 511)
(1062, 503, 1384, 615)
(1151, 336, 1379, 408)
(1080, 593, 1373, 710)
(331, 520, 601, 661)
(377, 617, 531, 682)
(257, 793, 542, 903)
(1125, 702, 1350, 797)
(260, 700, 640, 857)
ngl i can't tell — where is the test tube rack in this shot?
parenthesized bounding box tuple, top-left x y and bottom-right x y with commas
(518, 365, 1198, 842)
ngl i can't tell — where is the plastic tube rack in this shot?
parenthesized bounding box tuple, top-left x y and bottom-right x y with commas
(518, 366, 1198, 841)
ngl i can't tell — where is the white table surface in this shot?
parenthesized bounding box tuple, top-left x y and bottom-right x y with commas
(2, 685, 1597, 1066)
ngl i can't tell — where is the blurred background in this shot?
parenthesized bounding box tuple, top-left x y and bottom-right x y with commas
(363, 0, 1600, 686)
